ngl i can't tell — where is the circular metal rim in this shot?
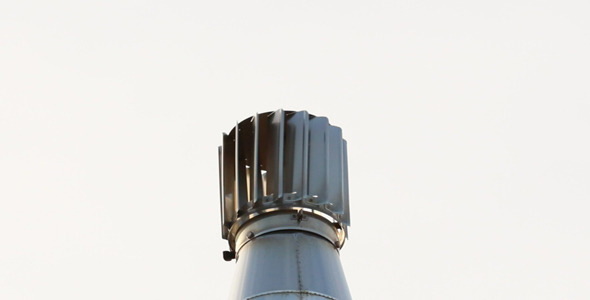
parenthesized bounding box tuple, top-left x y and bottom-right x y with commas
(228, 207, 346, 252)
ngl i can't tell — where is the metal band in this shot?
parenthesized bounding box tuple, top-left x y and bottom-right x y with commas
(231, 208, 346, 254)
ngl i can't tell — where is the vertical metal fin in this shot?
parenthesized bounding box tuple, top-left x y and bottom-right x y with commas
(239, 118, 254, 203)
(235, 121, 248, 214)
(302, 111, 309, 197)
(222, 133, 235, 238)
(252, 113, 260, 202)
(277, 110, 284, 198)
(257, 113, 269, 197)
(218, 145, 226, 238)
(283, 111, 307, 197)
(327, 126, 343, 213)
(341, 140, 350, 226)
(264, 109, 284, 199)
(308, 117, 329, 203)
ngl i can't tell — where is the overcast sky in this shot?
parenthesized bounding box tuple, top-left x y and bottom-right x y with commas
(1, 0, 589, 299)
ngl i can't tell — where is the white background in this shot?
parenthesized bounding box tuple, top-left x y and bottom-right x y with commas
(1, 0, 589, 299)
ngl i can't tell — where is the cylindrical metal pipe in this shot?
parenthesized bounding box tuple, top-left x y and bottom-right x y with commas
(231, 232, 351, 300)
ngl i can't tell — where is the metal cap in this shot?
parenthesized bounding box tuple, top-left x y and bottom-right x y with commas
(219, 110, 350, 252)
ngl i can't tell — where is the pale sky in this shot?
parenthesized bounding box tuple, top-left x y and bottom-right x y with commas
(1, 0, 589, 299)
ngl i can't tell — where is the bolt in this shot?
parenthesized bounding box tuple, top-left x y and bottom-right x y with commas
(296, 210, 304, 223)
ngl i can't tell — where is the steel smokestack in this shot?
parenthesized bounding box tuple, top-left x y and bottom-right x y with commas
(218, 109, 352, 300)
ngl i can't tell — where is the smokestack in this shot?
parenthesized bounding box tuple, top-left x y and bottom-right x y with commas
(219, 109, 352, 300)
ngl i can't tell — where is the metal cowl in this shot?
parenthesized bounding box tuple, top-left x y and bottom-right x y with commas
(219, 110, 350, 252)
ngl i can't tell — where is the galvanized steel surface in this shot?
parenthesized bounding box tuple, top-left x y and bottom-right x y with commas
(233, 210, 345, 254)
(247, 291, 337, 299)
(219, 110, 350, 248)
(230, 232, 352, 300)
